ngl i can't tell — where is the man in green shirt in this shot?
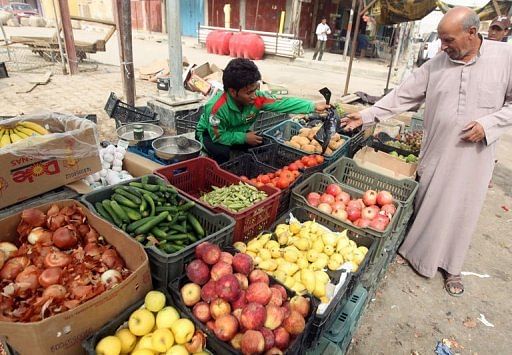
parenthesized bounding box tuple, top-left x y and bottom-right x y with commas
(195, 58, 329, 163)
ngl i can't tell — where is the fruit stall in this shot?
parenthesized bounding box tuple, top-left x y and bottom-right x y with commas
(0, 98, 421, 355)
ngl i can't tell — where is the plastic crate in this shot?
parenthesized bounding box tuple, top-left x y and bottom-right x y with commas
(272, 207, 375, 349)
(169, 270, 319, 355)
(305, 336, 343, 355)
(154, 157, 280, 243)
(359, 249, 389, 294)
(253, 111, 290, 133)
(175, 107, 204, 134)
(104, 92, 158, 128)
(323, 285, 369, 354)
(323, 157, 418, 234)
(410, 112, 424, 131)
(347, 124, 375, 158)
(263, 120, 351, 163)
(367, 135, 420, 158)
(291, 173, 402, 263)
(81, 174, 235, 288)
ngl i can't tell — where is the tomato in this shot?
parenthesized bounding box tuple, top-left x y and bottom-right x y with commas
(256, 175, 263, 183)
(315, 155, 324, 164)
(268, 173, 275, 179)
(292, 171, 300, 178)
(267, 182, 276, 188)
(282, 171, 294, 181)
(260, 175, 271, 184)
(250, 178, 258, 185)
(295, 161, 305, 169)
(288, 163, 299, 171)
(301, 156, 310, 164)
(276, 178, 290, 189)
(305, 158, 317, 167)
(275, 169, 282, 177)
(256, 182, 265, 188)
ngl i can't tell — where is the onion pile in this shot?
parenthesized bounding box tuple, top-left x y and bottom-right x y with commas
(0, 204, 131, 322)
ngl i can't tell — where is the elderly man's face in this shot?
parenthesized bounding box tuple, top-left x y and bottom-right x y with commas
(438, 23, 478, 60)
(488, 25, 508, 41)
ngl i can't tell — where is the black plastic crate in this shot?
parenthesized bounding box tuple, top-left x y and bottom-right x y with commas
(81, 175, 235, 288)
(175, 107, 204, 134)
(271, 207, 375, 349)
(347, 124, 375, 158)
(104, 92, 158, 128)
(253, 111, 289, 134)
(367, 133, 420, 158)
(169, 269, 319, 355)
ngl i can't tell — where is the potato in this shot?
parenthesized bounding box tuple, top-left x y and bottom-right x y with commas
(314, 146, 323, 154)
(291, 135, 302, 143)
(331, 133, 341, 142)
(299, 128, 311, 137)
(285, 140, 301, 150)
(311, 139, 321, 147)
(328, 139, 338, 151)
(325, 147, 333, 156)
(307, 127, 320, 141)
(294, 136, 310, 147)
(301, 144, 316, 153)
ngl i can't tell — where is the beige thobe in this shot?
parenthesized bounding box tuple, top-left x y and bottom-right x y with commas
(360, 38, 512, 277)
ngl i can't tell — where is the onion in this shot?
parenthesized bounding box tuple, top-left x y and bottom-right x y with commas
(84, 243, 101, 258)
(77, 224, 90, 237)
(47, 214, 66, 231)
(44, 251, 72, 268)
(100, 269, 122, 288)
(0, 250, 6, 269)
(38, 267, 62, 288)
(0, 256, 30, 280)
(0, 242, 18, 259)
(28, 227, 47, 245)
(101, 249, 123, 269)
(47, 204, 60, 217)
(42, 284, 67, 300)
(15, 265, 39, 291)
(52, 226, 78, 249)
(20, 208, 46, 227)
(84, 228, 99, 244)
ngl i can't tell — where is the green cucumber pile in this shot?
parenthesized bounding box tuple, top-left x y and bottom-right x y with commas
(94, 176, 205, 254)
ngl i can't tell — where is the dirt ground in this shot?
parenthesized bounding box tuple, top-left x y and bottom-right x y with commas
(1, 35, 511, 354)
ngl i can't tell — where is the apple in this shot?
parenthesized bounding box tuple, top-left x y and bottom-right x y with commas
(281, 302, 291, 319)
(282, 310, 305, 335)
(231, 290, 248, 310)
(289, 296, 310, 318)
(232, 308, 243, 323)
(361, 206, 377, 220)
(128, 309, 155, 336)
(306, 192, 321, 207)
(214, 314, 239, 341)
(210, 298, 231, 319)
(336, 191, 351, 204)
(362, 190, 377, 206)
(186, 259, 210, 285)
(156, 306, 180, 329)
(144, 290, 166, 312)
(230, 333, 244, 350)
(206, 320, 216, 332)
(270, 285, 287, 303)
(246, 282, 272, 305)
(241, 330, 265, 355)
(381, 203, 396, 215)
(193, 301, 211, 323)
(325, 183, 342, 197)
(241, 302, 267, 330)
(181, 283, 201, 307)
(152, 328, 174, 352)
(260, 327, 275, 351)
(201, 244, 221, 265)
(320, 193, 335, 205)
(376, 190, 393, 206)
(134, 334, 153, 352)
(234, 273, 249, 290)
(210, 261, 233, 281)
(220, 251, 234, 265)
(216, 274, 241, 302)
(232, 253, 254, 276)
(95, 336, 121, 355)
(166, 345, 189, 355)
(332, 209, 348, 221)
(264, 305, 284, 330)
(201, 280, 217, 303)
(249, 270, 270, 285)
(170, 318, 195, 344)
(268, 287, 283, 307)
(195, 241, 211, 260)
(346, 207, 361, 222)
(265, 347, 284, 355)
(273, 327, 290, 350)
(116, 328, 137, 354)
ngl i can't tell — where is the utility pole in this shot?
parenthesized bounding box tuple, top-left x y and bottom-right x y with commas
(113, 0, 135, 105)
(167, 0, 186, 99)
(58, 0, 78, 74)
(343, 0, 357, 61)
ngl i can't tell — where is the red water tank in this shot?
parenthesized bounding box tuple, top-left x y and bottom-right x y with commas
(229, 33, 265, 60)
(206, 31, 233, 55)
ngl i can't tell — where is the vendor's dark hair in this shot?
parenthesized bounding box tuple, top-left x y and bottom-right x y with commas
(223, 58, 261, 92)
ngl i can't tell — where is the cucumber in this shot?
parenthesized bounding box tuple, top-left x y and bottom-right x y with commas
(156, 206, 179, 213)
(94, 202, 114, 223)
(128, 186, 159, 201)
(114, 188, 142, 205)
(151, 227, 168, 239)
(121, 205, 142, 221)
(134, 211, 170, 235)
(110, 200, 130, 222)
(178, 201, 195, 211)
(102, 200, 122, 227)
(127, 216, 155, 233)
(112, 193, 139, 209)
(169, 224, 187, 233)
(129, 181, 160, 192)
(187, 213, 205, 237)
(144, 194, 155, 217)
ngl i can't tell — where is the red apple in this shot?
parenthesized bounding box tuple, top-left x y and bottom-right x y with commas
(231, 290, 248, 310)
(232, 308, 243, 323)
(230, 333, 244, 350)
(273, 327, 290, 350)
(282, 310, 305, 335)
(211, 261, 233, 281)
(268, 288, 283, 307)
(381, 203, 396, 216)
(210, 298, 231, 319)
(241, 330, 265, 355)
(265, 347, 283, 355)
(234, 273, 249, 290)
(201, 244, 221, 265)
(193, 301, 211, 323)
(361, 206, 377, 220)
(241, 302, 267, 330)
(320, 193, 335, 205)
(270, 285, 287, 303)
(201, 280, 217, 303)
(232, 253, 254, 276)
(260, 327, 275, 351)
(246, 282, 272, 305)
(325, 183, 342, 197)
(281, 302, 291, 319)
(376, 190, 394, 206)
(214, 314, 239, 341)
(249, 270, 269, 285)
(186, 259, 210, 285)
(181, 283, 201, 307)
(336, 191, 351, 204)
(216, 274, 241, 302)
(264, 305, 284, 330)
(206, 320, 216, 332)
(289, 296, 310, 318)
(220, 251, 233, 265)
(362, 189, 377, 206)
(306, 192, 321, 207)
(346, 207, 361, 222)
(195, 241, 211, 260)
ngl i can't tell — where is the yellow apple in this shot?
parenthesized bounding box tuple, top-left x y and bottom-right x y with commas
(170, 318, 195, 344)
(115, 328, 137, 353)
(131, 349, 155, 355)
(180, 283, 201, 307)
(165, 344, 189, 355)
(135, 334, 154, 351)
(152, 328, 175, 352)
(156, 306, 181, 329)
(145, 290, 167, 312)
(129, 309, 155, 336)
(95, 335, 121, 355)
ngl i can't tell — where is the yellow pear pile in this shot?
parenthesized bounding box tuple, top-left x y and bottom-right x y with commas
(95, 290, 207, 355)
(233, 220, 368, 304)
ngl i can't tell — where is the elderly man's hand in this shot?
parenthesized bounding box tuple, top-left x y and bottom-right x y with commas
(461, 121, 485, 143)
(340, 112, 363, 132)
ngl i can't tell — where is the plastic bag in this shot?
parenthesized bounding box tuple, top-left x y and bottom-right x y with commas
(314, 108, 341, 154)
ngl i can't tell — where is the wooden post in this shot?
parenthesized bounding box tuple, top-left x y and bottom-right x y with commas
(492, 0, 502, 16)
(113, 0, 136, 105)
(58, 0, 78, 74)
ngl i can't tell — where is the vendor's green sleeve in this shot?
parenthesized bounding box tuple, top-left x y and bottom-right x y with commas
(254, 91, 316, 114)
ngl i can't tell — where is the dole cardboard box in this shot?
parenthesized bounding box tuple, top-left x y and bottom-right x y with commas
(354, 146, 417, 180)
(0, 113, 102, 209)
(0, 200, 152, 355)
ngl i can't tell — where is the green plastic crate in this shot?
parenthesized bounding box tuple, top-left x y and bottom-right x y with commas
(305, 336, 344, 355)
(359, 249, 389, 293)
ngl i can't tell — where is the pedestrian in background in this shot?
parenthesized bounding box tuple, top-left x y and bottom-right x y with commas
(313, 17, 331, 61)
(487, 15, 510, 42)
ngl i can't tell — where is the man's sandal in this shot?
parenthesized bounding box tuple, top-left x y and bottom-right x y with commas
(444, 274, 464, 297)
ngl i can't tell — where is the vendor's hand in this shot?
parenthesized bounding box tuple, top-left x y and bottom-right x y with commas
(315, 103, 330, 113)
(340, 112, 363, 131)
(246, 131, 263, 146)
(461, 121, 485, 143)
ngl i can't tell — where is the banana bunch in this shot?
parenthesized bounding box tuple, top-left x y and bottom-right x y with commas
(233, 220, 369, 304)
(0, 121, 49, 148)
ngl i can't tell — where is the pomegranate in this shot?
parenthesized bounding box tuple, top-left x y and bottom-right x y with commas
(306, 192, 321, 207)
(361, 206, 378, 220)
(317, 203, 332, 214)
(325, 184, 342, 197)
(346, 200, 363, 211)
(376, 191, 393, 206)
(331, 201, 345, 213)
(362, 190, 378, 206)
(346, 207, 361, 222)
(320, 193, 335, 205)
(369, 214, 390, 231)
(332, 209, 348, 221)
(336, 191, 351, 204)
(381, 204, 397, 216)
(353, 218, 371, 228)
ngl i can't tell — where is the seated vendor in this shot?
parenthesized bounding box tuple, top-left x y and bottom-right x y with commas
(195, 58, 328, 164)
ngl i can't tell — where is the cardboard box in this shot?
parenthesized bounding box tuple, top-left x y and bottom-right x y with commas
(0, 114, 101, 209)
(66, 151, 163, 194)
(192, 62, 222, 80)
(187, 74, 212, 95)
(354, 146, 417, 180)
(0, 200, 152, 355)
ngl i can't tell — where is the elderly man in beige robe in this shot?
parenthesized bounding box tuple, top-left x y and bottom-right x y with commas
(342, 7, 512, 296)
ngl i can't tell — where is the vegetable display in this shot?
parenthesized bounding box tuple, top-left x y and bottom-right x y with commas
(0, 121, 49, 148)
(93, 177, 206, 255)
(0, 204, 131, 322)
(385, 131, 422, 152)
(200, 182, 267, 212)
(284, 127, 345, 156)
